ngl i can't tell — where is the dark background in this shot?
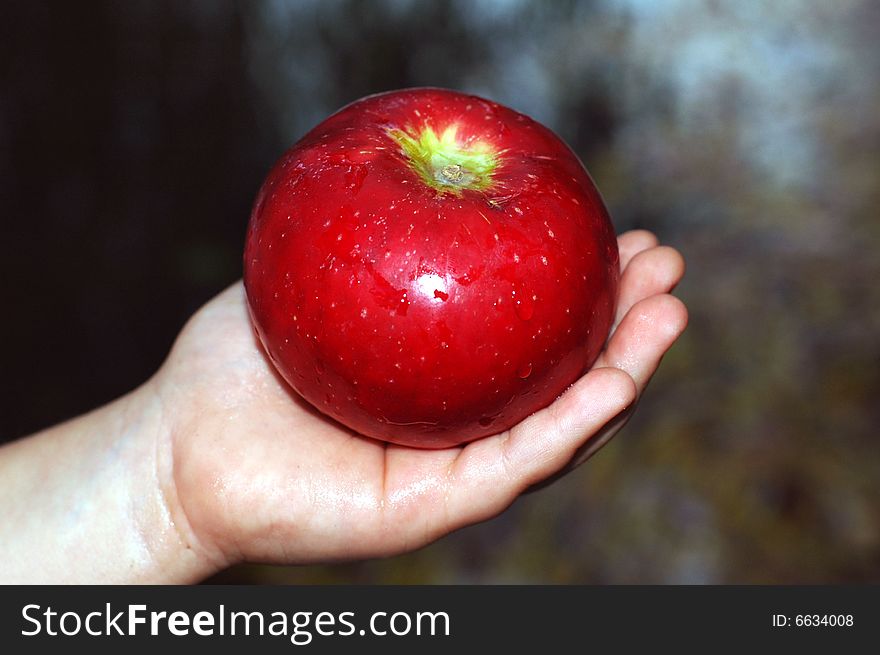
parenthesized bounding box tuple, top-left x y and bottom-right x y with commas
(2, 1, 878, 583)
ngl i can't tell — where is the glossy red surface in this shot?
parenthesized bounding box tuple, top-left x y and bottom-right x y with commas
(244, 88, 619, 447)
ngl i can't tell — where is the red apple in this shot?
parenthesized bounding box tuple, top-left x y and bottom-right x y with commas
(244, 88, 619, 448)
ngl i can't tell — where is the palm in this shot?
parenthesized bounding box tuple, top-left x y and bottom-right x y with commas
(153, 231, 686, 567)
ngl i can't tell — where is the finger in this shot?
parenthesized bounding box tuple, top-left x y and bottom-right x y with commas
(618, 229, 659, 272)
(526, 401, 637, 491)
(442, 367, 637, 526)
(614, 245, 686, 329)
(597, 293, 688, 392)
(531, 293, 688, 491)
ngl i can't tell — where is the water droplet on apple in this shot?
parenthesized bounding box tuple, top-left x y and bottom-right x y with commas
(512, 289, 535, 321)
(518, 363, 533, 379)
(454, 266, 481, 286)
(396, 291, 410, 316)
(345, 163, 368, 194)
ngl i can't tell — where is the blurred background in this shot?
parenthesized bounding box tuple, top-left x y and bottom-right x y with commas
(1, 0, 878, 583)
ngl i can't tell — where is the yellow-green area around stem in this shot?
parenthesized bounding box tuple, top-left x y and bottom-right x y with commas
(387, 124, 499, 194)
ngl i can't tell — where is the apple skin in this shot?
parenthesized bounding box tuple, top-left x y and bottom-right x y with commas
(244, 88, 619, 448)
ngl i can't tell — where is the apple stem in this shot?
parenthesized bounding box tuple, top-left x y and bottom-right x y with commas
(387, 124, 499, 195)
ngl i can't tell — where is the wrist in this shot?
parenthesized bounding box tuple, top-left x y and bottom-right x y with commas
(127, 379, 227, 583)
(0, 381, 223, 583)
